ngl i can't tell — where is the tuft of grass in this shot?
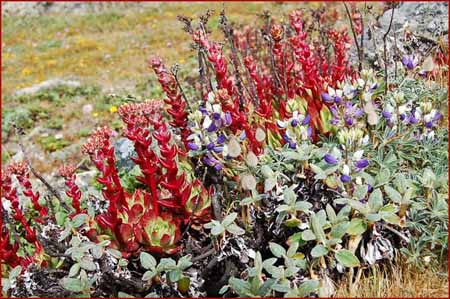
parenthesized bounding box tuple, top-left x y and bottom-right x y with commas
(337, 259, 448, 298)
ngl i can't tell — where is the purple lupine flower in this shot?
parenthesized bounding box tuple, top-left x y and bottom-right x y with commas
(355, 159, 369, 169)
(302, 114, 311, 125)
(409, 114, 418, 124)
(224, 112, 232, 126)
(199, 106, 208, 114)
(340, 175, 351, 183)
(213, 146, 224, 153)
(214, 163, 223, 171)
(402, 55, 414, 70)
(418, 70, 427, 78)
(382, 111, 392, 119)
(212, 112, 221, 120)
(288, 141, 297, 149)
(354, 108, 365, 118)
(207, 143, 215, 150)
(324, 154, 338, 164)
(217, 134, 226, 144)
(433, 112, 442, 122)
(345, 117, 354, 126)
(370, 82, 378, 91)
(321, 92, 333, 103)
(203, 156, 214, 166)
(334, 96, 343, 105)
(307, 126, 312, 138)
(207, 123, 218, 132)
(291, 119, 298, 127)
(188, 142, 199, 151)
(399, 114, 406, 121)
(367, 184, 373, 193)
(239, 131, 247, 140)
(425, 121, 433, 128)
(281, 133, 290, 142)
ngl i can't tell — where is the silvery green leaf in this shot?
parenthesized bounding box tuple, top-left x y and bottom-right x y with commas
(379, 204, 398, 214)
(219, 285, 230, 295)
(311, 244, 329, 257)
(275, 204, 290, 212)
(72, 214, 89, 228)
(226, 223, 245, 235)
(107, 248, 122, 259)
(347, 218, 367, 235)
(211, 224, 225, 236)
(375, 168, 390, 187)
(142, 270, 156, 281)
(222, 212, 238, 226)
(302, 230, 316, 241)
(366, 213, 382, 222)
(229, 277, 252, 297)
(2, 278, 11, 293)
(269, 242, 286, 258)
(384, 185, 402, 203)
(271, 283, 291, 293)
(311, 213, 326, 244)
(335, 249, 360, 267)
(119, 259, 129, 267)
(177, 256, 192, 270)
(368, 188, 383, 212)
(118, 292, 135, 298)
(92, 245, 104, 259)
(261, 165, 274, 178)
(69, 263, 81, 277)
(140, 252, 157, 270)
(262, 258, 277, 273)
(58, 227, 71, 242)
(259, 278, 276, 296)
(297, 280, 320, 297)
(157, 258, 177, 271)
(61, 277, 84, 292)
(264, 177, 277, 192)
(381, 213, 401, 225)
(9, 266, 22, 281)
(326, 204, 337, 223)
(168, 269, 182, 282)
(287, 242, 299, 258)
(358, 172, 375, 186)
(80, 257, 96, 271)
(310, 164, 326, 180)
(353, 185, 368, 200)
(330, 222, 350, 239)
(295, 201, 312, 212)
(316, 209, 327, 227)
(284, 186, 297, 205)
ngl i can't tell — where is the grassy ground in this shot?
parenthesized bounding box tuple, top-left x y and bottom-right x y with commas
(337, 261, 448, 298)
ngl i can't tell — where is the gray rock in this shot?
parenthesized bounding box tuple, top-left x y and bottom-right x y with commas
(114, 138, 136, 171)
(14, 79, 81, 97)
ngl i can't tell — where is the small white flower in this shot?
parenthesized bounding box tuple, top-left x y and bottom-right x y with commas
(353, 150, 364, 160)
(342, 164, 350, 176)
(276, 120, 287, 128)
(355, 177, 363, 185)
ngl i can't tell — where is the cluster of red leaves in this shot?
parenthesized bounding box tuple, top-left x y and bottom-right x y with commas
(1, 164, 45, 268)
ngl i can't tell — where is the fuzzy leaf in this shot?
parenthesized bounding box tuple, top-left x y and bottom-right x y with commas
(226, 223, 245, 235)
(311, 245, 329, 258)
(69, 263, 81, 277)
(269, 242, 286, 258)
(368, 188, 383, 212)
(140, 252, 157, 270)
(222, 212, 238, 226)
(384, 185, 402, 203)
(347, 218, 367, 235)
(61, 277, 84, 292)
(335, 249, 360, 267)
(227, 138, 241, 158)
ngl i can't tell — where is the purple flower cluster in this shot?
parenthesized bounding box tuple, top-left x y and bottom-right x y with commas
(330, 101, 365, 127)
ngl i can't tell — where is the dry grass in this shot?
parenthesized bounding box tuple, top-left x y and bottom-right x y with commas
(336, 260, 449, 298)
